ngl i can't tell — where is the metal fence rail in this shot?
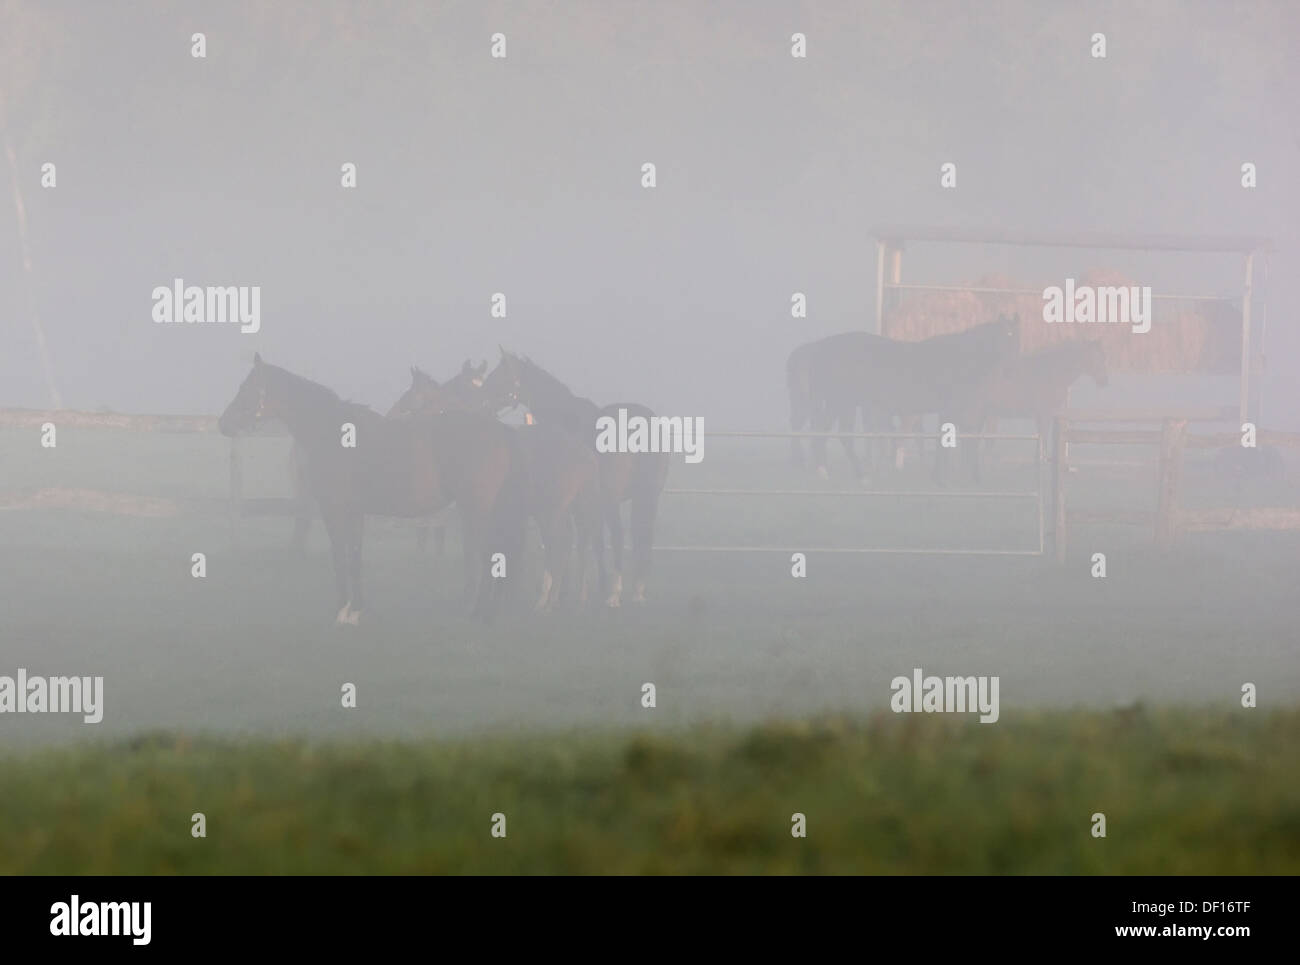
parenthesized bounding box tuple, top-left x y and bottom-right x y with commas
(658, 427, 1045, 557)
(0, 410, 1048, 558)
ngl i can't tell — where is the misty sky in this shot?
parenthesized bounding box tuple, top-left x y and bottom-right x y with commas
(1, 0, 1296, 429)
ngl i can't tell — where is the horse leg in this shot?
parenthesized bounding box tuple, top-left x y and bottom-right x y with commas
(604, 499, 624, 607)
(932, 415, 951, 487)
(965, 414, 984, 483)
(291, 505, 312, 554)
(322, 510, 351, 624)
(536, 511, 564, 611)
(589, 503, 607, 607)
(860, 404, 879, 481)
(555, 510, 580, 607)
(982, 416, 997, 466)
(460, 507, 483, 611)
(469, 507, 498, 620)
(629, 485, 661, 605)
(835, 402, 865, 484)
(433, 523, 446, 557)
(345, 513, 364, 625)
(790, 388, 807, 468)
(896, 414, 920, 471)
(570, 506, 592, 606)
(415, 522, 429, 552)
(811, 401, 833, 480)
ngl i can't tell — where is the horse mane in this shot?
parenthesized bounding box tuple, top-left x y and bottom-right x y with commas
(266, 363, 341, 405)
(267, 363, 379, 418)
(341, 399, 379, 417)
(519, 356, 596, 407)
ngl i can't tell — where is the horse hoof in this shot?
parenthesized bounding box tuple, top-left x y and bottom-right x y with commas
(346, 609, 361, 626)
(816, 465, 830, 481)
(605, 594, 621, 608)
(335, 604, 352, 625)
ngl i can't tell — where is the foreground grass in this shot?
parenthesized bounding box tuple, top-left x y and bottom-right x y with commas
(2, 709, 1297, 874)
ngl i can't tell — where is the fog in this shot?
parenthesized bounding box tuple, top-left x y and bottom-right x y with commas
(1, 0, 1297, 428)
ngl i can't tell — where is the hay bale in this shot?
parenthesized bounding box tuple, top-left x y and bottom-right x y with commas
(882, 266, 1241, 374)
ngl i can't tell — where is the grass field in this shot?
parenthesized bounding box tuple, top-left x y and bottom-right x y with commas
(1, 425, 1298, 872)
(3, 710, 1298, 874)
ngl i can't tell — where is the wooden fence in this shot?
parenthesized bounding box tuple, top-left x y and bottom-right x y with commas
(1049, 407, 1300, 563)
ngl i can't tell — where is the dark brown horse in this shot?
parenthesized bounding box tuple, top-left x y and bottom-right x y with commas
(789, 314, 1022, 482)
(394, 364, 604, 611)
(219, 354, 526, 623)
(481, 349, 669, 607)
(289, 360, 491, 555)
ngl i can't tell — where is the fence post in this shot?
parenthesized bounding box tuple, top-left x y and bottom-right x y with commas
(1052, 414, 1068, 565)
(1155, 418, 1188, 546)
(1036, 429, 1046, 556)
(229, 435, 244, 542)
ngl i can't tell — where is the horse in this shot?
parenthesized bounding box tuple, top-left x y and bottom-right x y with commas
(962, 338, 1109, 473)
(382, 360, 490, 554)
(787, 331, 890, 480)
(219, 354, 527, 624)
(793, 314, 1022, 483)
(393, 364, 604, 611)
(481, 348, 670, 607)
(288, 360, 491, 555)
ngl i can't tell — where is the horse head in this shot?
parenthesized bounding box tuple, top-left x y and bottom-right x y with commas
(438, 359, 490, 410)
(995, 313, 1022, 359)
(219, 353, 275, 435)
(481, 346, 526, 412)
(386, 366, 445, 418)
